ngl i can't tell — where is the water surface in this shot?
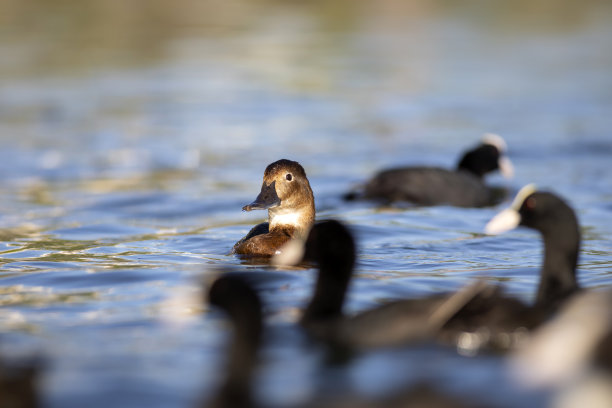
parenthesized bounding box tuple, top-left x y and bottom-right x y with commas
(1, 1, 611, 407)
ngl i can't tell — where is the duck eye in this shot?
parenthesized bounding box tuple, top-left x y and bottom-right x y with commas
(286, 173, 292, 181)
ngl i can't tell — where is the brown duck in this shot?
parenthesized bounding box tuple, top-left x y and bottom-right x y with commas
(232, 159, 315, 257)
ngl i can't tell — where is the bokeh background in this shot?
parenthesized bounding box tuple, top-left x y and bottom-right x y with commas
(1, 0, 611, 407)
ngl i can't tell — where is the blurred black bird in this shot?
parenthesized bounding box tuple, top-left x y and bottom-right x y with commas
(201, 275, 263, 408)
(275, 187, 582, 353)
(201, 273, 490, 408)
(0, 354, 40, 408)
(344, 134, 513, 207)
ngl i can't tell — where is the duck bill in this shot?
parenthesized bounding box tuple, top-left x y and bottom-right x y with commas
(242, 181, 281, 211)
(484, 208, 520, 235)
(498, 156, 514, 179)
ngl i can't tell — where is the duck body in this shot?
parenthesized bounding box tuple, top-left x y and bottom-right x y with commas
(345, 134, 513, 207)
(232, 159, 315, 257)
(232, 222, 293, 257)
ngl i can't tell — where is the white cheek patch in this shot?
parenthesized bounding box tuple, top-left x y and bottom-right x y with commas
(485, 208, 521, 235)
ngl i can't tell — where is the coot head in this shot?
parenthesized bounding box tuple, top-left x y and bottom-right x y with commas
(486, 184, 579, 239)
(209, 275, 263, 328)
(274, 220, 356, 322)
(302, 220, 356, 272)
(457, 133, 513, 179)
(486, 184, 580, 308)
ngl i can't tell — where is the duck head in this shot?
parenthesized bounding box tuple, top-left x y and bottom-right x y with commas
(243, 159, 315, 237)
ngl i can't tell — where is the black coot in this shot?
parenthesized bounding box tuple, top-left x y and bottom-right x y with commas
(274, 220, 488, 350)
(345, 134, 513, 207)
(202, 275, 263, 408)
(202, 273, 488, 408)
(276, 190, 581, 353)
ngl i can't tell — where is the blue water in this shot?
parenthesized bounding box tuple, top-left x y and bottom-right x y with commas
(1, 1, 611, 407)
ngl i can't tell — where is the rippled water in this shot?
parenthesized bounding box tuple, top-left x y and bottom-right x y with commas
(1, 1, 611, 407)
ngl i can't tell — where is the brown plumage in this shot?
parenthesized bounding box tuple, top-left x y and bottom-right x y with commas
(232, 159, 315, 257)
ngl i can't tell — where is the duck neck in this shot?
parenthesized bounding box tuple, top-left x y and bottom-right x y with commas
(535, 226, 580, 308)
(269, 204, 315, 239)
(302, 258, 352, 324)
